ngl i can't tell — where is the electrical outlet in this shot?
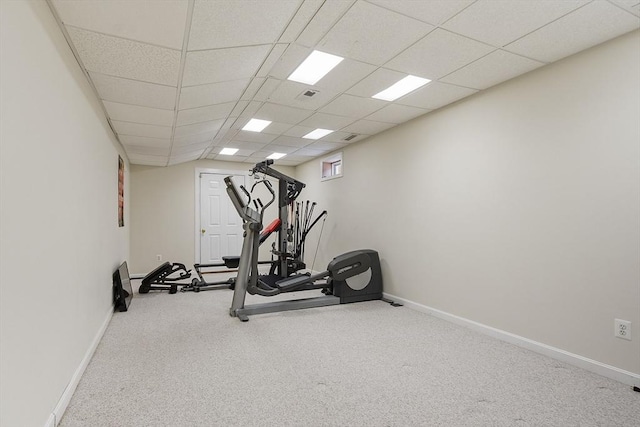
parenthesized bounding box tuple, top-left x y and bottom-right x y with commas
(614, 319, 631, 341)
(156, 254, 162, 261)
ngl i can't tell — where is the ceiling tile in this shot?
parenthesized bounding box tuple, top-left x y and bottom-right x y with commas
(260, 144, 300, 154)
(179, 79, 249, 110)
(223, 141, 268, 151)
(295, 0, 355, 47)
(234, 130, 278, 144)
(52, 0, 188, 49)
(276, 155, 314, 165)
(219, 127, 240, 141)
(255, 102, 314, 124)
(240, 79, 266, 101)
(188, 0, 300, 50)
(244, 156, 270, 164)
(442, 0, 587, 47)
(341, 119, 395, 135)
(183, 45, 272, 86)
(251, 150, 285, 159)
(365, 104, 429, 124)
(172, 141, 210, 154)
(317, 1, 433, 65)
(124, 144, 171, 156)
(111, 121, 172, 139)
(320, 131, 366, 143)
(319, 94, 386, 119)
(386, 28, 495, 80)
(174, 119, 226, 137)
(441, 50, 545, 90)
(257, 44, 289, 77)
(396, 81, 477, 110)
(126, 154, 167, 166)
(270, 47, 377, 94)
(267, 80, 338, 110)
(89, 72, 176, 110)
(346, 67, 409, 98)
(229, 101, 250, 118)
(304, 140, 348, 151)
(214, 155, 248, 163)
(120, 135, 171, 148)
(283, 126, 316, 138)
(176, 102, 236, 126)
(173, 132, 216, 146)
(298, 112, 355, 130)
(279, 0, 324, 42)
(103, 101, 174, 126)
(168, 152, 202, 165)
(367, 0, 474, 25)
(271, 135, 310, 147)
(219, 149, 257, 157)
(273, 159, 303, 166)
(254, 78, 283, 102)
(66, 27, 181, 86)
(314, 58, 377, 93)
(170, 147, 204, 157)
(609, 0, 640, 16)
(293, 147, 330, 156)
(233, 101, 262, 119)
(215, 155, 251, 163)
(267, 43, 312, 80)
(262, 121, 295, 136)
(505, 1, 640, 63)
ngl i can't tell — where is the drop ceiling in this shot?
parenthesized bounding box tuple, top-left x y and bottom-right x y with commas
(48, 0, 640, 167)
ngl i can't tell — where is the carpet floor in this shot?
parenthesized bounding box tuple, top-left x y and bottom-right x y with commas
(60, 287, 639, 426)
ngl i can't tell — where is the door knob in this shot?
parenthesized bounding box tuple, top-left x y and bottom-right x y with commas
(201, 229, 206, 234)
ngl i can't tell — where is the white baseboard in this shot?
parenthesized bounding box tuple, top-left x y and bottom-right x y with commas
(44, 413, 55, 427)
(48, 305, 114, 426)
(384, 292, 640, 388)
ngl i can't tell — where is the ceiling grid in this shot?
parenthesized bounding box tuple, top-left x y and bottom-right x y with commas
(46, 0, 639, 167)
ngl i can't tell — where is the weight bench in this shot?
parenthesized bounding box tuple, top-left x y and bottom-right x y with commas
(138, 262, 191, 294)
(182, 218, 282, 292)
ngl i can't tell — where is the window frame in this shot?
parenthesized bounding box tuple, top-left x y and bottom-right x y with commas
(320, 152, 343, 181)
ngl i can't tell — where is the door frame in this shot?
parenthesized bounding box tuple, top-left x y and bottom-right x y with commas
(194, 167, 251, 264)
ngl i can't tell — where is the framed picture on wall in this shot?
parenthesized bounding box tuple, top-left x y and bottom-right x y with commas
(118, 155, 124, 227)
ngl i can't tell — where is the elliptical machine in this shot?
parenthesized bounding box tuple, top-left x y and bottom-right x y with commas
(224, 174, 385, 322)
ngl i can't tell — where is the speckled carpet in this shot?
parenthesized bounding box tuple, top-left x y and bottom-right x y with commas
(60, 286, 639, 426)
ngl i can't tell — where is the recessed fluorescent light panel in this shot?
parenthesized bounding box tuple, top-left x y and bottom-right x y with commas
(219, 147, 239, 155)
(242, 118, 271, 132)
(288, 50, 344, 85)
(267, 152, 286, 160)
(303, 128, 333, 140)
(372, 75, 431, 101)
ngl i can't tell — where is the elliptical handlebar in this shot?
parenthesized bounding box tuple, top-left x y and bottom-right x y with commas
(251, 179, 275, 219)
(224, 176, 276, 224)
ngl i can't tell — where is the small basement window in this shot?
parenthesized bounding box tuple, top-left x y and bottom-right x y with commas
(321, 152, 343, 181)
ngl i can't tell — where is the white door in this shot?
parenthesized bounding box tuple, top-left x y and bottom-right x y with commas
(200, 173, 245, 264)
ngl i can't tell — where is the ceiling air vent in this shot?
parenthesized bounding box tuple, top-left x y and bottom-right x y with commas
(343, 134, 358, 142)
(296, 89, 319, 101)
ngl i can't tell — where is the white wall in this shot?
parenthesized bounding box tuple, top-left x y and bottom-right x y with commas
(296, 31, 640, 376)
(0, 2, 130, 426)
(130, 160, 296, 274)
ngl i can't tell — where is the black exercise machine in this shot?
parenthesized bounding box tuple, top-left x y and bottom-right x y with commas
(138, 262, 191, 294)
(250, 160, 328, 283)
(138, 160, 328, 297)
(225, 173, 394, 322)
(138, 217, 284, 294)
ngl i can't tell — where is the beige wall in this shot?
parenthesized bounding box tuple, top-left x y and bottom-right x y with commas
(296, 31, 640, 375)
(0, 2, 130, 426)
(130, 160, 296, 274)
